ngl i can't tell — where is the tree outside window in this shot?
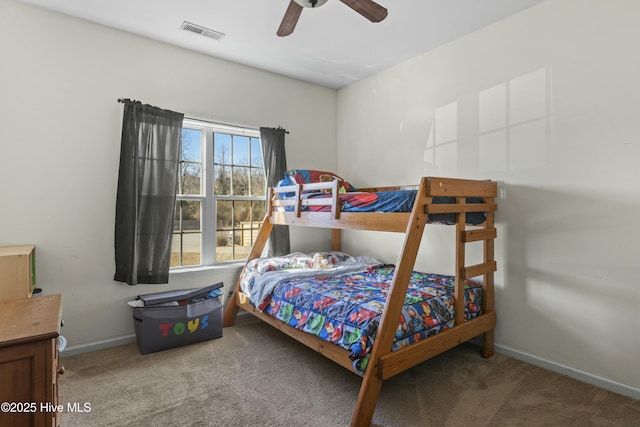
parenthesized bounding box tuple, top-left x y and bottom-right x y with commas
(171, 121, 265, 268)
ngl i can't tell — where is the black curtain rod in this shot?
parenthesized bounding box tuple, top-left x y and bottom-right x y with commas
(185, 116, 289, 134)
(120, 100, 288, 134)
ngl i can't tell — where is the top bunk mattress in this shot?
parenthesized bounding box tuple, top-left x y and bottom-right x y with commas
(274, 169, 489, 225)
(278, 190, 487, 225)
(302, 190, 486, 225)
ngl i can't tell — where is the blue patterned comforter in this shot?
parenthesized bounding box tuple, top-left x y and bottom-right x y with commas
(241, 252, 483, 373)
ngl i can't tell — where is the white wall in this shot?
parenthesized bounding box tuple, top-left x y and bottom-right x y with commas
(0, 0, 336, 352)
(337, 0, 640, 396)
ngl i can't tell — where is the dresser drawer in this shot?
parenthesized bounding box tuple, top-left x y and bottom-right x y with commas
(0, 294, 62, 427)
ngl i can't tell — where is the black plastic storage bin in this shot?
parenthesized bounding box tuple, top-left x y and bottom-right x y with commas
(132, 282, 223, 355)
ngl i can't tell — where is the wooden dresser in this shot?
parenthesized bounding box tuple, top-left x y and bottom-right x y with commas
(0, 294, 63, 427)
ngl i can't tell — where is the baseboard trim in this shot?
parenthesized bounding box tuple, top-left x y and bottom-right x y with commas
(59, 312, 254, 358)
(60, 334, 136, 357)
(59, 326, 639, 400)
(495, 344, 640, 400)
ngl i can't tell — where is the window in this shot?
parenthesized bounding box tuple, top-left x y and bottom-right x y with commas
(171, 119, 265, 268)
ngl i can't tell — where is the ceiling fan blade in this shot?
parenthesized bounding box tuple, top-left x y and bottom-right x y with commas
(277, 1, 304, 37)
(339, 0, 388, 22)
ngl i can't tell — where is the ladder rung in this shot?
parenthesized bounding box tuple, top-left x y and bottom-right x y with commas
(463, 228, 497, 242)
(464, 260, 497, 279)
(424, 203, 497, 214)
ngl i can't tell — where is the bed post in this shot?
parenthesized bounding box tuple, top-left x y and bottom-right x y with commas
(454, 197, 466, 326)
(331, 229, 342, 251)
(222, 216, 273, 327)
(351, 178, 429, 427)
(482, 194, 496, 358)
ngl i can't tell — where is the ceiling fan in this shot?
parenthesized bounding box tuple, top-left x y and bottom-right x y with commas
(277, 0, 388, 37)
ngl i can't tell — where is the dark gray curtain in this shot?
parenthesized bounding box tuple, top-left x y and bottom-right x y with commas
(114, 100, 184, 285)
(260, 127, 290, 257)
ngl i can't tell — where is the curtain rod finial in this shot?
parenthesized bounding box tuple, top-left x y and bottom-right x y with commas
(118, 98, 142, 104)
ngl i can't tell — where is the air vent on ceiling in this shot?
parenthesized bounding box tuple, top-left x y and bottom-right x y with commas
(181, 21, 225, 41)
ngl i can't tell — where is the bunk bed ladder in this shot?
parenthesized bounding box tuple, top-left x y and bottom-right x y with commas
(455, 194, 497, 358)
(455, 197, 467, 326)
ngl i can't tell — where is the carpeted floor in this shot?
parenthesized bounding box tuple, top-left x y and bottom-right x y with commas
(59, 318, 640, 426)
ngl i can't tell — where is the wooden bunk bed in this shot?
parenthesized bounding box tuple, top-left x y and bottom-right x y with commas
(223, 176, 498, 427)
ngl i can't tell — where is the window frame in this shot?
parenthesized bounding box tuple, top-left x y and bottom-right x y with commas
(172, 118, 263, 271)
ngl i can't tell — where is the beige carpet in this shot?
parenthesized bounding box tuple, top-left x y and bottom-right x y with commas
(59, 318, 639, 427)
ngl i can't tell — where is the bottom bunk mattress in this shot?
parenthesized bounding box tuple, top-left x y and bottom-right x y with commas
(240, 252, 484, 374)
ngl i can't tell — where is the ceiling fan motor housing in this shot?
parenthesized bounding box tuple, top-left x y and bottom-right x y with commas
(294, 0, 329, 8)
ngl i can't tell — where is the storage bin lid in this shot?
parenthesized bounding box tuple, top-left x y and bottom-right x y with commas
(137, 282, 223, 306)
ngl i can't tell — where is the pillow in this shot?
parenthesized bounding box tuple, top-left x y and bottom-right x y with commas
(282, 169, 356, 192)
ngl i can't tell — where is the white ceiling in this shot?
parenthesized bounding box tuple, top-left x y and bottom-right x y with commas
(19, 0, 545, 89)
